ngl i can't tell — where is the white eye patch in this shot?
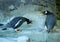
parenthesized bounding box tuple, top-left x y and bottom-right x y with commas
(45, 11, 47, 14)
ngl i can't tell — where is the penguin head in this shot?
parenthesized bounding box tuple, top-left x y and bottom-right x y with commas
(43, 10, 51, 15)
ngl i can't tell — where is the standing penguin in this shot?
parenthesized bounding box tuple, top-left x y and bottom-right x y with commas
(43, 10, 57, 33)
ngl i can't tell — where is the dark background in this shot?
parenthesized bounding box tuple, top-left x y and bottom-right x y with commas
(56, 0, 60, 20)
(0, 0, 60, 20)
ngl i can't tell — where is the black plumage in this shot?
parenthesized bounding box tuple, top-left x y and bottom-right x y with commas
(0, 16, 32, 30)
(43, 10, 57, 33)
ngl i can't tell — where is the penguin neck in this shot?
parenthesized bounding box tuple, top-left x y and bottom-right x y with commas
(47, 12, 55, 16)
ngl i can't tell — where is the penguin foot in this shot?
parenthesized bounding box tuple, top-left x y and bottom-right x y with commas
(46, 30, 50, 33)
(15, 29, 22, 32)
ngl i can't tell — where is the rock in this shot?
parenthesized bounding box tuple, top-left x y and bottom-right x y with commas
(0, 38, 15, 42)
(17, 36, 30, 42)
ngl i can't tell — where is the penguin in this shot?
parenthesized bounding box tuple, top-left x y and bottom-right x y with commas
(0, 16, 32, 31)
(43, 10, 57, 33)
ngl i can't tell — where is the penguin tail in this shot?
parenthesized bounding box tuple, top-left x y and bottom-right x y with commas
(0, 24, 3, 26)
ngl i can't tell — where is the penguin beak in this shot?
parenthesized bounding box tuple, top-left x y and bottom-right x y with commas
(40, 12, 45, 16)
(40, 14, 45, 16)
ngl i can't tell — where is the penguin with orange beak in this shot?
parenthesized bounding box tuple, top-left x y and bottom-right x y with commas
(0, 16, 32, 32)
